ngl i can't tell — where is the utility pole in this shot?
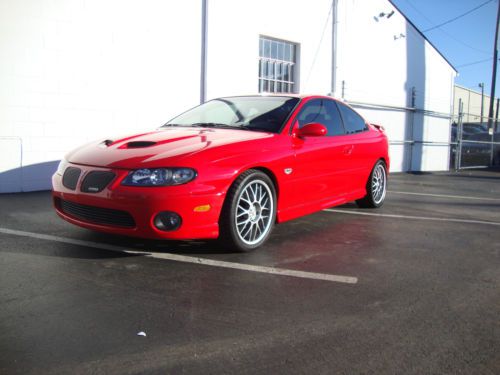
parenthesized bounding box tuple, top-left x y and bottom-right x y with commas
(479, 83, 484, 125)
(487, 0, 500, 130)
(200, 0, 208, 104)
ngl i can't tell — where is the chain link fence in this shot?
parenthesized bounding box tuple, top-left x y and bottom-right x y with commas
(451, 98, 500, 170)
(338, 82, 500, 171)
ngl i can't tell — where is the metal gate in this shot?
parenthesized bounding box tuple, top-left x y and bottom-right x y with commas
(451, 99, 500, 170)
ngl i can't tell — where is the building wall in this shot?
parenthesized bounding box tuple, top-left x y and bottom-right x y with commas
(0, 0, 202, 192)
(454, 85, 497, 125)
(205, 0, 333, 99)
(335, 0, 456, 172)
(0, 0, 456, 193)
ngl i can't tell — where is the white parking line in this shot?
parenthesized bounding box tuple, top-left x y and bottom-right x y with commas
(388, 190, 500, 202)
(0, 227, 358, 284)
(324, 209, 500, 226)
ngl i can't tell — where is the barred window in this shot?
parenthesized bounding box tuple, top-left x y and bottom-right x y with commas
(259, 36, 297, 94)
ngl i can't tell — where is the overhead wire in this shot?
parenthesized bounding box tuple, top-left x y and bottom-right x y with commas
(304, 0, 334, 91)
(402, 0, 492, 55)
(456, 57, 495, 68)
(422, 0, 495, 32)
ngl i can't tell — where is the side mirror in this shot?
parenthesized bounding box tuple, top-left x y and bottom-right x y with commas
(295, 123, 327, 138)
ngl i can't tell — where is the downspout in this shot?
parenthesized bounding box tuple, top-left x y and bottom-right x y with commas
(331, 0, 339, 96)
(200, 0, 208, 104)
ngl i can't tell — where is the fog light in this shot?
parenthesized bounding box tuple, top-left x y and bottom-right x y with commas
(154, 212, 182, 231)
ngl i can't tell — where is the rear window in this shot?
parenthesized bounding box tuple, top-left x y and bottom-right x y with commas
(337, 102, 367, 134)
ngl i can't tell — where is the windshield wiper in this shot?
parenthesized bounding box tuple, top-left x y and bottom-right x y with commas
(162, 122, 252, 130)
(161, 123, 185, 127)
(245, 125, 273, 132)
(190, 123, 246, 129)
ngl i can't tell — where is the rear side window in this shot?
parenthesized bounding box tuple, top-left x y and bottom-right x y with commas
(337, 102, 367, 134)
(296, 99, 345, 136)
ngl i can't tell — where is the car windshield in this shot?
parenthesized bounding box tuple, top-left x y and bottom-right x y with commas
(163, 96, 300, 133)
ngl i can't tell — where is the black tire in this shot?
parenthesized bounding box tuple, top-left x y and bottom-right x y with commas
(219, 170, 277, 252)
(356, 160, 387, 208)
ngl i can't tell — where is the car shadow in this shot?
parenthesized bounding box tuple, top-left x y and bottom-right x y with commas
(2, 200, 368, 261)
(80, 231, 231, 255)
(1, 239, 143, 260)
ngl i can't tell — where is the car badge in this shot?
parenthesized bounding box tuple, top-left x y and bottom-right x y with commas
(284, 168, 293, 175)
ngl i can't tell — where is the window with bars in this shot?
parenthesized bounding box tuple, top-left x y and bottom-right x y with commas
(259, 36, 297, 94)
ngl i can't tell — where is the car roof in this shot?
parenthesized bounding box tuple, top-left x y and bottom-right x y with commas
(217, 94, 339, 101)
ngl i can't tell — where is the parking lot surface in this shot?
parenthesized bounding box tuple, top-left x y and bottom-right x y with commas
(1, 170, 499, 374)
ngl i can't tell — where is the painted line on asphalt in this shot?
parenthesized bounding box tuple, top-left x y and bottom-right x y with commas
(324, 209, 500, 226)
(126, 250, 357, 283)
(388, 190, 500, 202)
(0, 227, 358, 284)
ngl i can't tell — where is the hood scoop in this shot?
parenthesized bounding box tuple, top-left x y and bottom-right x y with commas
(123, 141, 157, 148)
(98, 139, 114, 148)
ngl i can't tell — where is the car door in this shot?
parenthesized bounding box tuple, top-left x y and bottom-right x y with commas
(335, 101, 375, 193)
(287, 98, 352, 211)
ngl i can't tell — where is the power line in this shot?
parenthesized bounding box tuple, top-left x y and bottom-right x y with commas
(402, 0, 491, 55)
(435, 27, 491, 55)
(423, 0, 495, 32)
(401, 0, 437, 27)
(304, 0, 334, 90)
(456, 57, 494, 68)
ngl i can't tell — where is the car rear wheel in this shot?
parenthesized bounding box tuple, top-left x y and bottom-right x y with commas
(356, 160, 387, 208)
(219, 170, 276, 252)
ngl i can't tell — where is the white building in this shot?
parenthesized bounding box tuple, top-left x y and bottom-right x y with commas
(454, 85, 498, 125)
(0, 0, 456, 193)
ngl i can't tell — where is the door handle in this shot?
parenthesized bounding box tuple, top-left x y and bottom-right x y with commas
(343, 145, 354, 155)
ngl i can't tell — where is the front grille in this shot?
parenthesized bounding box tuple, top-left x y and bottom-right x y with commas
(62, 167, 81, 190)
(81, 171, 116, 193)
(55, 198, 136, 228)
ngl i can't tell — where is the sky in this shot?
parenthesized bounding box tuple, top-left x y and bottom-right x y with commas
(391, 0, 499, 97)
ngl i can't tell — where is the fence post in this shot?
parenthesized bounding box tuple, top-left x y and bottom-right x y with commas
(456, 99, 464, 171)
(408, 86, 416, 171)
(490, 114, 495, 166)
(495, 98, 499, 132)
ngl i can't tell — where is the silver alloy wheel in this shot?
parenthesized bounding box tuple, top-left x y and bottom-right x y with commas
(234, 180, 274, 245)
(372, 163, 387, 205)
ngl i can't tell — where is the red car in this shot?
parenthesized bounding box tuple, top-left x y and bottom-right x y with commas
(52, 95, 389, 251)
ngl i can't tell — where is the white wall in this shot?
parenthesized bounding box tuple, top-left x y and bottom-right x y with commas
(0, 0, 202, 192)
(206, 0, 334, 99)
(0, 0, 457, 193)
(335, 0, 456, 172)
(454, 85, 497, 123)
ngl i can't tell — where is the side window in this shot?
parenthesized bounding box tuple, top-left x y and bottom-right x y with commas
(337, 102, 368, 134)
(296, 99, 345, 136)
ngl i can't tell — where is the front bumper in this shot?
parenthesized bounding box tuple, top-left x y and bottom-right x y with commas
(52, 163, 224, 240)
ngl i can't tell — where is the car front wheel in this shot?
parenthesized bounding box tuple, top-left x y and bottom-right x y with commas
(356, 160, 387, 208)
(219, 170, 276, 252)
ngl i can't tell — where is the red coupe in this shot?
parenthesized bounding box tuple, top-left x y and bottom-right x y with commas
(52, 95, 389, 251)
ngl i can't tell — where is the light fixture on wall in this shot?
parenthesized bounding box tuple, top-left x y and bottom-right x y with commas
(478, 82, 485, 125)
(374, 10, 395, 22)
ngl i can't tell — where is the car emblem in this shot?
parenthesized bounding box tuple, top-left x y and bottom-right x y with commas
(284, 168, 293, 175)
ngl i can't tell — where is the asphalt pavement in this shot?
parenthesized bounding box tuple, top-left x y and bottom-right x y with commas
(1, 170, 499, 374)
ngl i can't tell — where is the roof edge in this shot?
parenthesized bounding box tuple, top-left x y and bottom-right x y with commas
(388, 0, 458, 73)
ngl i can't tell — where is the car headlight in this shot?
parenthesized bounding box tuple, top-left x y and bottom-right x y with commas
(121, 168, 197, 186)
(56, 159, 68, 175)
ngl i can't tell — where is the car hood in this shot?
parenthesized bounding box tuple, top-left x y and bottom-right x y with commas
(66, 127, 275, 169)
